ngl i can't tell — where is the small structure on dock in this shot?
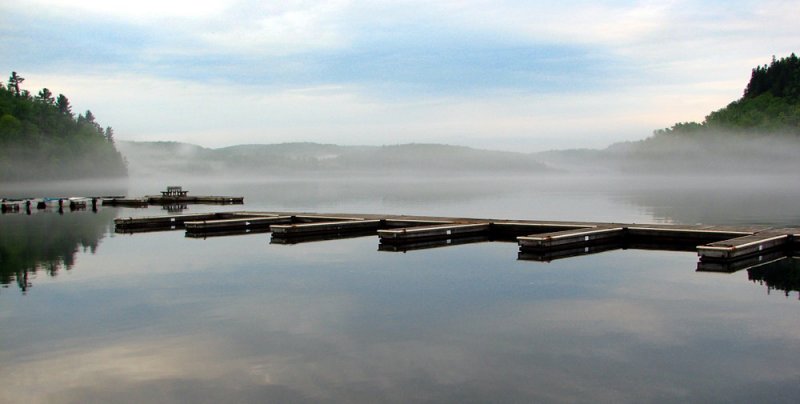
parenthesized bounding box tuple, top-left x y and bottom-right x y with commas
(161, 186, 188, 198)
(146, 185, 243, 205)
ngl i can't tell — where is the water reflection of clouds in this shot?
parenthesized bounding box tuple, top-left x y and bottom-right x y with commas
(5, 179, 800, 402)
(0, 335, 311, 403)
(6, 291, 799, 403)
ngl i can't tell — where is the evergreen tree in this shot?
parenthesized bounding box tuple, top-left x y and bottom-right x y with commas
(55, 94, 72, 116)
(36, 88, 54, 105)
(7, 72, 24, 97)
(104, 126, 115, 143)
(743, 53, 800, 101)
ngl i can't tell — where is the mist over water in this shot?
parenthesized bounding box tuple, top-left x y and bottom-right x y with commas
(6, 167, 799, 226)
(3, 151, 800, 403)
(101, 170, 800, 227)
(105, 132, 800, 225)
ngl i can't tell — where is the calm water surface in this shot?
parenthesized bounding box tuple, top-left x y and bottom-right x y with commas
(2, 175, 799, 403)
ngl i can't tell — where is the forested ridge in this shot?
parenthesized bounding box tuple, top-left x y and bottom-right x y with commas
(598, 54, 800, 172)
(655, 53, 800, 136)
(0, 72, 127, 182)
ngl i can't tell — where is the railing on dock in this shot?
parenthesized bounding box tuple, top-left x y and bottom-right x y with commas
(162, 186, 188, 197)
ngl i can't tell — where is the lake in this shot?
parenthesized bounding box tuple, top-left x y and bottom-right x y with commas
(2, 174, 799, 403)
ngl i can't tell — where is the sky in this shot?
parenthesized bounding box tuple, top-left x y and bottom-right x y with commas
(1, 0, 796, 152)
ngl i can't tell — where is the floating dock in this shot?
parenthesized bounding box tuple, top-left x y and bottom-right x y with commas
(102, 195, 243, 207)
(2, 197, 104, 213)
(184, 216, 293, 231)
(378, 223, 492, 242)
(102, 186, 243, 208)
(103, 198, 148, 207)
(144, 195, 244, 204)
(2, 189, 240, 212)
(114, 211, 800, 270)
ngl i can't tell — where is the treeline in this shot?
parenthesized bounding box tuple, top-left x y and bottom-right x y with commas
(609, 54, 800, 173)
(655, 53, 800, 136)
(534, 54, 800, 174)
(0, 72, 127, 181)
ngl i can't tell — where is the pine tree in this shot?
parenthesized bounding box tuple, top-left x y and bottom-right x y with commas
(7, 72, 24, 97)
(36, 88, 55, 105)
(104, 126, 115, 143)
(55, 94, 72, 116)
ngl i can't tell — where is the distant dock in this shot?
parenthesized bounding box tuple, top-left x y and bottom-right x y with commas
(2, 197, 103, 213)
(2, 186, 243, 214)
(114, 211, 800, 271)
(104, 186, 243, 208)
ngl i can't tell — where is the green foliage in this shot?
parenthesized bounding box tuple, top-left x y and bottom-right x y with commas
(705, 93, 800, 131)
(743, 53, 800, 101)
(656, 54, 800, 137)
(0, 73, 127, 181)
(7, 72, 24, 97)
(613, 54, 800, 173)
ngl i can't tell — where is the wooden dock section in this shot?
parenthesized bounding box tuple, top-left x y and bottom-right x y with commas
(145, 195, 244, 204)
(696, 232, 792, 260)
(102, 186, 244, 208)
(270, 230, 377, 245)
(626, 225, 754, 242)
(115, 212, 239, 231)
(378, 235, 490, 252)
(103, 198, 148, 207)
(517, 226, 624, 249)
(378, 223, 491, 242)
(185, 216, 293, 232)
(271, 219, 383, 236)
(112, 210, 800, 265)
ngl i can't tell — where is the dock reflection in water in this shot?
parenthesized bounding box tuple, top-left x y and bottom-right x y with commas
(4, 176, 800, 403)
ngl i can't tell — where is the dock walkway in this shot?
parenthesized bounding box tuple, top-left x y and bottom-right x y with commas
(115, 211, 800, 270)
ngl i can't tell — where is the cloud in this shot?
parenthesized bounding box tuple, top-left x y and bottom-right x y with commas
(2, 0, 796, 150)
(197, 1, 352, 55)
(19, 67, 739, 152)
(24, 0, 234, 20)
(437, 0, 672, 45)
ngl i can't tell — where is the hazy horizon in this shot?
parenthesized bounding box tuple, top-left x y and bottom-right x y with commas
(2, 1, 796, 152)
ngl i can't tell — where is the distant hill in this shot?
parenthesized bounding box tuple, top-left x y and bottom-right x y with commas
(536, 54, 800, 174)
(116, 141, 551, 177)
(121, 56, 799, 177)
